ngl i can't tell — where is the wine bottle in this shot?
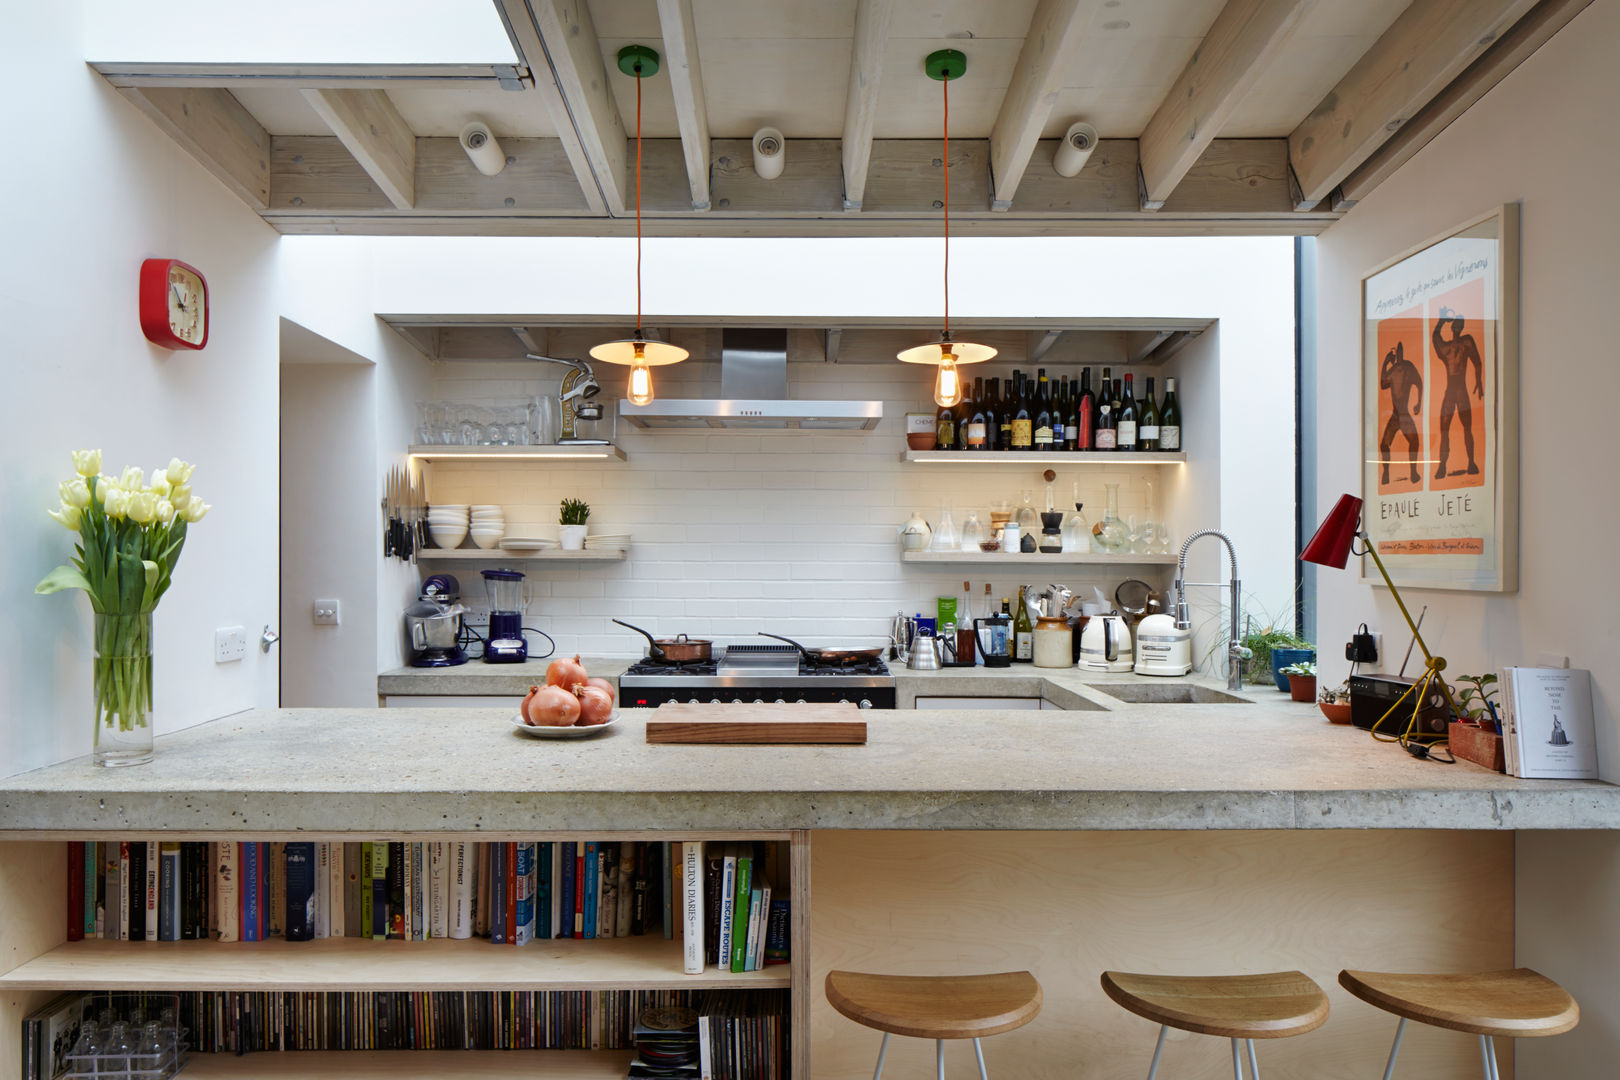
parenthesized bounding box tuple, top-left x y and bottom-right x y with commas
(997, 377, 1014, 450)
(954, 379, 973, 451)
(984, 377, 1003, 452)
(967, 377, 989, 450)
(1011, 373, 1034, 450)
(1075, 368, 1095, 450)
(1139, 375, 1161, 452)
(1095, 399, 1117, 451)
(1012, 585, 1034, 663)
(1053, 375, 1068, 450)
(934, 394, 956, 451)
(1097, 366, 1111, 440)
(1033, 368, 1054, 449)
(1159, 377, 1182, 451)
(1117, 372, 1139, 451)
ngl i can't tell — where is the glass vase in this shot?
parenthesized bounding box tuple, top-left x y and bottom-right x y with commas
(1092, 482, 1130, 554)
(93, 612, 154, 766)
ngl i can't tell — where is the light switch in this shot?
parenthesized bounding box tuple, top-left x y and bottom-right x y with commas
(312, 599, 340, 626)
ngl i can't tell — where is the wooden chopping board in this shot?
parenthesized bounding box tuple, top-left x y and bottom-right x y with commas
(645, 702, 867, 745)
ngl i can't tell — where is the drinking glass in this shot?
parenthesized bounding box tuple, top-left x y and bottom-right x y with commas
(1157, 523, 1171, 554)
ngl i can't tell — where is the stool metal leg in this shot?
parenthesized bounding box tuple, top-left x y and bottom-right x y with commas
(871, 1032, 890, 1080)
(1478, 1034, 1500, 1080)
(1145, 1024, 1168, 1080)
(1381, 1018, 1408, 1080)
(973, 1037, 989, 1080)
(1231, 1037, 1245, 1079)
(1246, 1038, 1260, 1080)
(936, 1039, 945, 1080)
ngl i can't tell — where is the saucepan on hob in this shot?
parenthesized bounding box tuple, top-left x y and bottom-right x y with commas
(612, 619, 713, 663)
(757, 632, 886, 666)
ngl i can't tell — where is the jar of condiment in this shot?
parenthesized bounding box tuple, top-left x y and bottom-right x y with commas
(1032, 614, 1073, 668)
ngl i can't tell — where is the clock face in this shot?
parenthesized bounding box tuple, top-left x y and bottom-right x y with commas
(167, 266, 206, 346)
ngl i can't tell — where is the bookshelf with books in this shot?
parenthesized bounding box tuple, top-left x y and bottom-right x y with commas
(1, 835, 807, 1080)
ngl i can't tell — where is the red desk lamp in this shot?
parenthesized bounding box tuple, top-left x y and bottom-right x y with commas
(1301, 494, 1461, 741)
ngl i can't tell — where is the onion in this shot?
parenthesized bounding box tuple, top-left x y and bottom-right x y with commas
(585, 677, 616, 704)
(576, 685, 614, 726)
(546, 654, 588, 692)
(526, 685, 581, 726)
(520, 685, 541, 722)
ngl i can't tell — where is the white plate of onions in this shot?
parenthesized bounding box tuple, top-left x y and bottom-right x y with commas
(514, 654, 620, 737)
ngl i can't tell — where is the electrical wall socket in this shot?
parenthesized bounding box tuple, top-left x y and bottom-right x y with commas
(312, 599, 340, 626)
(214, 626, 247, 663)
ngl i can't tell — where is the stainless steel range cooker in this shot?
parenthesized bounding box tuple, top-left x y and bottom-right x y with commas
(617, 644, 896, 709)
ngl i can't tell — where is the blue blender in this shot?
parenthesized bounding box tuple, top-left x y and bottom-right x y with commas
(481, 568, 531, 663)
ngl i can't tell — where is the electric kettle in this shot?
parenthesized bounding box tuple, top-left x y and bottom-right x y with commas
(1078, 612, 1133, 672)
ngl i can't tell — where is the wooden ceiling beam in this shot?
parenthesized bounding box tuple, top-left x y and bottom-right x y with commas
(988, 0, 1096, 211)
(1028, 329, 1064, 361)
(1137, 0, 1314, 211)
(1287, 0, 1540, 207)
(655, 0, 712, 210)
(1337, 0, 1594, 207)
(94, 62, 526, 89)
(840, 0, 896, 211)
(301, 89, 416, 209)
(118, 87, 270, 209)
(492, 0, 613, 215)
(525, 0, 630, 215)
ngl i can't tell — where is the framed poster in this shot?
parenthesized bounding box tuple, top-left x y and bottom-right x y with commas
(1361, 204, 1518, 592)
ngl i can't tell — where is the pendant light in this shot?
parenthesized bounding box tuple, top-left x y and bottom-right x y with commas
(897, 49, 996, 406)
(591, 44, 688, 405)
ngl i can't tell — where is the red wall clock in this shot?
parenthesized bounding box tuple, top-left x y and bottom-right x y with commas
(139, 258, 209, 350)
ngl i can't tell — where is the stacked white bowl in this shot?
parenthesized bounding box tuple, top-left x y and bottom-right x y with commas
(426, 504, 469, 550)
(469, 504, 506, 550)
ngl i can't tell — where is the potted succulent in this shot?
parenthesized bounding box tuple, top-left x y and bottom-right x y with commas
(559, 497, 590, 550)
(1280, 660, 1317, 703)
(1239, 624, 1314, 689)
(1448, 672, 1506, 772)
(1318, 679, 1353, 724)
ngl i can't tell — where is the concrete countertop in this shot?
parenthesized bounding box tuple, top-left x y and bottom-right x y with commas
(379, 657, 631, 697)
(3, 689, 1616, 835)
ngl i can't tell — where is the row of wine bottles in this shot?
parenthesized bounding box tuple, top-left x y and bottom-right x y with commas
(932, 367, 1181, 453)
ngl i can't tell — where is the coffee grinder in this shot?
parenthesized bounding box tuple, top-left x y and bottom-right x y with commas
(481, 568, 530, 663)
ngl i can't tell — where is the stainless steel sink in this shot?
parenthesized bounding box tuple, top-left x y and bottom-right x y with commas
(1088, 684, 1249, 705)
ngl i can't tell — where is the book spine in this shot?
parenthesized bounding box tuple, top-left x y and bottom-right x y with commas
(371, 842, 389, 942)
(663, 841, 675, 940)
(343, 842, 361, 937)
(315, 843, 331, 939)
(730, 853, 753, 973)
(505, 842, 518, 945)
(178, 843, 196, 940)
(144, 840, 159, 941)
(287, 842, 317, 941)
(387, 841, 404, 940)
(103, 842, 122, 943)
(630, 841, 647, 937)
(266, 842, 285, 938)
(764, 897, 790, 965)
(574, 845, 586, 937)
(582, 841, 597, 940)
(598, 843, 618, 939)
(534, 842, 552, 941)
(85, 842, 99, 938)
(449, 842, 473, 939)
(67, 842, 85, 942)
(402, 841, 415, 942)
(682, 841, 704, 974)
(361, 843, 374, 940)
(704, 851, 724, 965)
(475, 843, 491, 937)
(557, 842, 576, 938)
(429, 841, 447, 939)
(717, 850, 737, 973)
(617, 842, 635, 938)
(118, 841, 132, 941)
(328, 842, 345, 937)
(745, 887, 765, 971)
(514, 843, 534, 946)
(216, 843, 239, 942)
(241, 842, 261, 942)
(159, 842, 181, 941)
(414, 842, 427, 940)
(490, 844, 507, 945)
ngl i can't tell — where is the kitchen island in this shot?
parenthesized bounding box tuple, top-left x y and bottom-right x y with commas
(2, 699, 1607, 1079)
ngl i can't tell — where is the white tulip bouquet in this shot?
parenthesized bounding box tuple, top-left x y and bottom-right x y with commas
(37, 450, 211, 751)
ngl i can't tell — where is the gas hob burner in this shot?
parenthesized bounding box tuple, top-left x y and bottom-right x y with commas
(622, 657, 718, 678)
(618, 641, 895, 708)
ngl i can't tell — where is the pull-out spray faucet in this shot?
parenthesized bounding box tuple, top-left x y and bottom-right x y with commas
(1173, 529, 1250, 691)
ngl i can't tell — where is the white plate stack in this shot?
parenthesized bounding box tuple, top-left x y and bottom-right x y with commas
(426, 504, 469, 549)
(586, 532, 630, 552)
(470, 505, 506, 550)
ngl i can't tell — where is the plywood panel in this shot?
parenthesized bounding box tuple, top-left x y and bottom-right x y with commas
(1, 843, 68, 1080)
(811, 831, 1514, 1079)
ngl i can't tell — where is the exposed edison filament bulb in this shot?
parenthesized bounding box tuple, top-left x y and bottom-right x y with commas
(627, 342, 654, 406)
(933, 349, 963, 407)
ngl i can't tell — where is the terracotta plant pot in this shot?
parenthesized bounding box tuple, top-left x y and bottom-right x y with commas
(1319, 700, 1353, 724)
(1288, 674, 1317, 703)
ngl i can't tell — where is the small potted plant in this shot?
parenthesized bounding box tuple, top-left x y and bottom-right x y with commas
(1280, 660, 1317, 703)
(559, 498, 590, 550)
(1318, 680, 1353, 724)
(1448, 673, 1506, 772)
(1239, 623, 1313, 689)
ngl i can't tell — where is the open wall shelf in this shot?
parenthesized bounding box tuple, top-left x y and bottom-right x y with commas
(901, 551, 1177, 566)
(900, 449, 1185, 465)
(409, 445, 627, 463)
(416, 549, 626, 562)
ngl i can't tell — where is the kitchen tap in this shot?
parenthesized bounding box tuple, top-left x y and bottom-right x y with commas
(1172, 529, 1250, 691)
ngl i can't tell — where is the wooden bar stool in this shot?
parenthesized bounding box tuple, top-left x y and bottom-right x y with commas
(825, 970, 1042, 1079)
(1339, 968, 1579, 1079)
(1100, 970, 1330, 1079)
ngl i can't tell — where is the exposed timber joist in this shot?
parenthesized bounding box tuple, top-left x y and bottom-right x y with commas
(1137, 0, 1314, 210)
(1336, 0, 1595, 207)
(93, 62, 529, 90)
(1287, 0, 1540, 207)
(301, 89, 416, 209)
(1028, 329, 1064, 361)
(840, 0, 896, 211)
(522, 0, 631, 216)
(655, 0, 712, 210)
(988, 0, 1096, 211)
(119, 87, 270, 209)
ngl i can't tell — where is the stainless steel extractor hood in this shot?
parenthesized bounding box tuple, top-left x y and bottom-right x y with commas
(618, 328, 882, 430)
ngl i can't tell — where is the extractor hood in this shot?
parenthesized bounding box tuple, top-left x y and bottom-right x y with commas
(618, 329, 882, 431)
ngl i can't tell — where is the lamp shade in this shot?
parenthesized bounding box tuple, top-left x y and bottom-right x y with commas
(896, 339, 998, 365)
(588, 338, 688, 366)
(1301, 493, 1364, 569)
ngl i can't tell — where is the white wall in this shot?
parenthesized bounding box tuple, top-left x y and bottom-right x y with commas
(1311, 3, 1620, 1073)
(0, 3, 282, 777)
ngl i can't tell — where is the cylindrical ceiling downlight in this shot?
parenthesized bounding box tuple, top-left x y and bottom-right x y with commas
(1052, 121, 1098, 178)
(459, 120, 506, 176)
(752, 126, 785, 180)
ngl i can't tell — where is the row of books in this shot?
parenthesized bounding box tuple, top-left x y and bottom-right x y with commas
(22, 989, 788, 1080)
(66, 840, 790, 972)
(1497, 666, 1597, 778)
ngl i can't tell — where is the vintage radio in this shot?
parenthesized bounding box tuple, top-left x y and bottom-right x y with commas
(1349, 674, 1451, 739)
